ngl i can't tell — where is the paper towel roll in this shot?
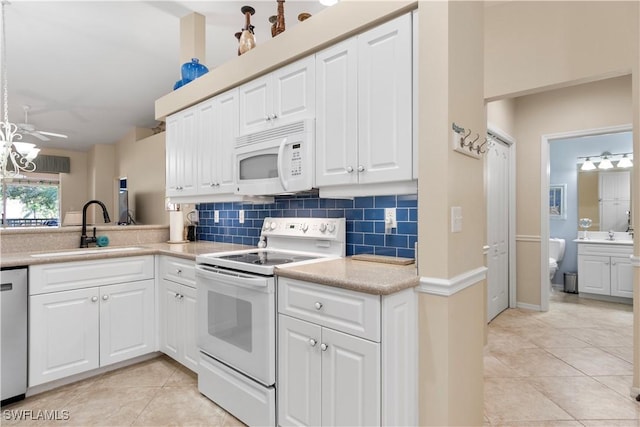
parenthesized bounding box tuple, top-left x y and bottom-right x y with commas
(169, 211, 184, 242)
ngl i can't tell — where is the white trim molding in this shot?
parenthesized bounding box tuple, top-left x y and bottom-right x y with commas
(516, 302, 542, 311)
(516, 235, 541, 243)
(631, 255, 640, 267)
(417, 266, 488, 297)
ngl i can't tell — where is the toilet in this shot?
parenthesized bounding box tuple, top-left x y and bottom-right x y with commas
(549, 238, 566, 283)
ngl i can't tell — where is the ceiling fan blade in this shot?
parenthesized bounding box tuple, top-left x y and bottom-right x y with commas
(38, 131, 68, 139)
(29, 131, 50, 141)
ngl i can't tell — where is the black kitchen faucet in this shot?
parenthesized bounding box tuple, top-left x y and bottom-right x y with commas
(80, 200, 111, 248)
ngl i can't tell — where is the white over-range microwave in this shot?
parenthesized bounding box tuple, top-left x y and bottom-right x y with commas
(234, 119, 314, 196)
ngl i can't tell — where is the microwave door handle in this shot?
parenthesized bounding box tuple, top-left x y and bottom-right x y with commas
(277, 137, 289, 191)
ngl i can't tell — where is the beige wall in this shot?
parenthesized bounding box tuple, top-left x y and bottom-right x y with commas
(511, 76, 632, 306)
(115, 129, 168, 225)
(487, 98, 516, 137)
(485, 1, 637, 100)
(417, 1, 485, 424)
(39, 147, 88, 219)
(86, 144, 116, 224)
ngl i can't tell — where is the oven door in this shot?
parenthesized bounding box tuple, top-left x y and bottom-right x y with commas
(195, 265, 275, 386)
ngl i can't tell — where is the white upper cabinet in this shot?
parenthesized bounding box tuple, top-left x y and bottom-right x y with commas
(357, 13, 412, 185)
(166, 107, 198, 197)
(239, 56, 315, 135)
(166, 88, 239, 200)
(197, 89, 239, 195)
(315, 13, 413, 189)
(316, 38, 359, 187)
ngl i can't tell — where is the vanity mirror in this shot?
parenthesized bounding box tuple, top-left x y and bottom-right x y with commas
(578, 168, 631, 232)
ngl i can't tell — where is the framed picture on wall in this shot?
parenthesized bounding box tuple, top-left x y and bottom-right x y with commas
(550, 184, 567, 219)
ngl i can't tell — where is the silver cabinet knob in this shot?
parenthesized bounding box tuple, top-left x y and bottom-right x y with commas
(265, 116, 271, 122)
(357, 165, 365, 172)
(209, 182, 216, 187)
(91, 296, 98, 302)
(309, 339, 317, 347)
(346, 166, 354, 173)
(176, 269, 182, 275)
(179, 294, 184, 300)
(271, 114, 278, 120)
(320, 343, 328, 351)
(102, 294, 109, 301)
(314, 302, 323, 310)
(174, 293, 180, 299)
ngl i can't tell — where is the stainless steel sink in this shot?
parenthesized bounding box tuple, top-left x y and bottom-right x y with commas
(31, 247, 144, 258)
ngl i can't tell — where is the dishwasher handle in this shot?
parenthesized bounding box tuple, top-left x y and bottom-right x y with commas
(1, 283, 13, 292)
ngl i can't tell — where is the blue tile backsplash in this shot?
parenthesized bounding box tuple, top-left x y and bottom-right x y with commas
(196, 193, 418, 258)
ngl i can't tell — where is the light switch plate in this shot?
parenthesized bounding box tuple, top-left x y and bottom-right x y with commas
(384, 208, 397, 228)
(214, 210, 220, 223)
(451, 206, 463, 233)
(239, 210, 245, 224)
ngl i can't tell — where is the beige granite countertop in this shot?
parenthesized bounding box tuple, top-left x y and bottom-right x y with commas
(0, 241, 252, 268)
(274, 257, 419, 295)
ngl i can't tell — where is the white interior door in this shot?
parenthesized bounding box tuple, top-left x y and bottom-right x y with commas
(487, 136, 511, 321)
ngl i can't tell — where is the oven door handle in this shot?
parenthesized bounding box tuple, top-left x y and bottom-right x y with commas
(277, 137, 289, 191)
(196, 265, 271, 290)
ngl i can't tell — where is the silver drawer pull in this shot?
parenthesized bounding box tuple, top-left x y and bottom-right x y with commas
(309, 339, 317, 347)
(320, 343, 328, 351)
(314, 302, 323, 310)
(176, 269, 182, 274)
(91, 296, 98, 302)
(102, 294, 109, 301)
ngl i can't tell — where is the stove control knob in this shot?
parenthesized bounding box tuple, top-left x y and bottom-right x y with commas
(270, 221, 277, 230)
(327, 223, 336, 233)
(263, 223, 269, 231)
(301, 223, 309, 232)
(319, 223, 327, 233)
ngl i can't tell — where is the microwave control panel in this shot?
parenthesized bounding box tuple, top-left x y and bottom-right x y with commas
(289, 143, 302, 177)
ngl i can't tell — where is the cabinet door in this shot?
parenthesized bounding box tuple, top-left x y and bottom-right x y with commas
(273, 56, 315, 125)
(29, 288, 99, 386)
(158, 278, 181, 361)
(216, 89, 239, 193)
(181, 284, 199, 372)
(358, 13, 412, 184)
(315, 38, 359, 187)
(239, 75, 272, 135)
(578, 255, 611, 295)
(197, 98, 218, 193)
(321, 327, 380, 427)
(611, 256, 633, 298)
(278, 315, 322, 427)
(100, 279, 155, 366)
(166, 107, 198, 197)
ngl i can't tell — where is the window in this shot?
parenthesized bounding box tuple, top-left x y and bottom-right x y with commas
(1, 173, 60, 227)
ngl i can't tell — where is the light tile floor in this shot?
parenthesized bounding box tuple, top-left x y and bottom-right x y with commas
(4, 290, 638, 426)
(2, 356, 245, 426)
(485, 289, 639, 426)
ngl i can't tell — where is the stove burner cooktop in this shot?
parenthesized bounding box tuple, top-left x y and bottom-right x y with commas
(217, 252, 318, 267)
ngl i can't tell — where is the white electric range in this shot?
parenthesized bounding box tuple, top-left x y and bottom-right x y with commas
(195, 217, 345, 426)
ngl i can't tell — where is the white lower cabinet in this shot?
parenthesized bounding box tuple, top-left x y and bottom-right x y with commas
(277, 277, 416, 427)
(29, 256, 155, 387)
(158, 256, 198, 371)
(577, 243, 633, 299)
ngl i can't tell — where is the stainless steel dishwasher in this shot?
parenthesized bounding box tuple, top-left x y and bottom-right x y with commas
(1, 267, 27, 406)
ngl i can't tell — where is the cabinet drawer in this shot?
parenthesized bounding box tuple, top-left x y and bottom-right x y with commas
(160, 256, 196, 287)
(577, 243, 632, 257)
(278, 277, 380, 342)
(30, 256, 154, 295)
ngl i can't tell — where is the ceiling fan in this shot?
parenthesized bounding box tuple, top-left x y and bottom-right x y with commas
(17, 105, 68, 141)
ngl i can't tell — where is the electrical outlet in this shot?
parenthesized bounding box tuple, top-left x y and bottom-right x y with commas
(451, 206, 463, 233)
(239, 210, 245, 224)
(214, 210, 220, 223)
(384, 208, 397, 228)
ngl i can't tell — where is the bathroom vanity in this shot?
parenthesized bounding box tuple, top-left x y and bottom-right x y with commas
(575, 238, 633, 301)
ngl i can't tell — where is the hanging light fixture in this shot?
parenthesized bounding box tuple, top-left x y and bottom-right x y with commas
(617, 153, 633, 168)
(0, 1, 38, 180)
(598, 154, 614, 170)
(581, 157, 596, 171)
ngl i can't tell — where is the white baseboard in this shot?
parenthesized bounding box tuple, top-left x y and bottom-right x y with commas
(516, 302, 542, 311)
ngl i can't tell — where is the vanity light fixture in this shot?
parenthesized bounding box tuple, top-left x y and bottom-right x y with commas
(617, 154, 633, 168)
(581, 158, 596, 171)
(597, 155, 614, 170)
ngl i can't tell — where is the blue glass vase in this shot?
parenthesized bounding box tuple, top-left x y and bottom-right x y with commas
(181, 58, 209, 82)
